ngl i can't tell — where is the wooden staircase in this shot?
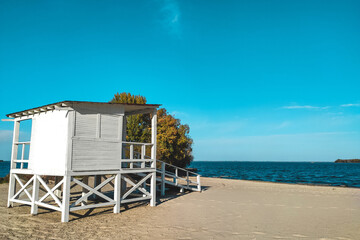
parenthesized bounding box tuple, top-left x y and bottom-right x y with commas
(129, 158, 201, 196)
(155, 159, 201, 195)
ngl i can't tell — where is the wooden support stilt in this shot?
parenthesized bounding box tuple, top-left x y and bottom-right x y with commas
(8, 121, 19, 208)
(7, 173, 15, 208)
(61, 176, 71, 223)
(114, 173, 121, 213)
(31, 174, 39, 215)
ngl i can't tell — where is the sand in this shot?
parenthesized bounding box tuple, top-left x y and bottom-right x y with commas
(1, 177, 360, 240)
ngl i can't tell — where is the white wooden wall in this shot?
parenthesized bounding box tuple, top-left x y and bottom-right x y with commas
(71, 103, 124, 171)
(29, 110, 69, 175)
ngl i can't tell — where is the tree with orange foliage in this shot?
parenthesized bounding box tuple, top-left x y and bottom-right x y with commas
(110, 92, 193, 168)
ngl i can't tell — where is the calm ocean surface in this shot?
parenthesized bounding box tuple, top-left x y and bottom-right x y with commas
(1, 161, 360, 188)
(189, 161, 360, 188)
(0, 161, 10, 178)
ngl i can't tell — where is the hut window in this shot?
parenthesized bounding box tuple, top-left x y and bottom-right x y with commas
(100, 115, 119, 139)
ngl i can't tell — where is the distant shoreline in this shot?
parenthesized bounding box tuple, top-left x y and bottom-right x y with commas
(335, 159, 360, 163)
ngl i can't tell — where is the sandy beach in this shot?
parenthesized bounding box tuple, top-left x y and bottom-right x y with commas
(1, 177, 360, 240)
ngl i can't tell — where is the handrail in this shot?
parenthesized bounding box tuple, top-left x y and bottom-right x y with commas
(157, 159, 200, 176)
(122, 141, 153, 146)
(132, 150, 200, 177)
(14, 141, 31, 145)
(130, 149, 201, 194)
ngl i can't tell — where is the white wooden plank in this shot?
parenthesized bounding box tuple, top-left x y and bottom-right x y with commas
(70, 202, 115, 212)
(35, 201, 61, 211)
(11, 199, 32, 205)
(121, 196, 151, 204)
(74, 111, 97, 138)
(71, 139, 121, 171)
(100, 114, 119, 139)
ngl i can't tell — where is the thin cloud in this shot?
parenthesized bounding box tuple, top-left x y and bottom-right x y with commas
(0, 130, 12, 142)
(282, 105, 329, 110)
(159, 0, 181, 37)
(340, 103, 360, 107)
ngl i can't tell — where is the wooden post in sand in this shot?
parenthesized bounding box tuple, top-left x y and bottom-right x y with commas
(114, 173, 121, 213)
(7, 120, 19, 208)
(61, 175, 71, 222)
(31, 174, 39, 215)
(197, 175, 201, 192)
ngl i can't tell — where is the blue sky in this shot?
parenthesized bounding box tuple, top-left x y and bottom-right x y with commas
(0, 0, 359, 161)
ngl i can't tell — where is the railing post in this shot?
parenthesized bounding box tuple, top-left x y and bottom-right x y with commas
(21, 143, 25, 169)
(175, 168, 178, 185)
(186, 171, 189, 188)
(161, 162, 165, 196)
(141, 145, 145, 168)
(197, 175, 201, 192)
(130, 144, 134, 169)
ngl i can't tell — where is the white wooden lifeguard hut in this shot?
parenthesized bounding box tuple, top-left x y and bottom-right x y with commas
(4, 100, 162, 222)
(5, 100, 201, 222)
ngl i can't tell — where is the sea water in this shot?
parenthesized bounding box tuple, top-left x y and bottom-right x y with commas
(189, 161, 360, 188)
(0, 161, 10, 178)
(1, 161, 360, 188)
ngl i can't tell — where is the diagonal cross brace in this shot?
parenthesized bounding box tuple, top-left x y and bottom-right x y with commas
(12, 175, 34, 201)
(38, 179, 64, 204)
(37, 175, 63, 208)
(103, 175, 115, 188)
(122, 173, 152, 200)
(72, 176, 115, 207)
(122, 176, 151, 197)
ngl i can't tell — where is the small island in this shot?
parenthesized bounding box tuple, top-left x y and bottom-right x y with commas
(335, 159, 360, 163)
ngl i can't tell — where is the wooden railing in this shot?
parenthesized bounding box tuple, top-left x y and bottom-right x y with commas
(156, 160, 201, 194)
(121, 142, 154, 169)
(13, 141, 30, 169)
(131, 148, 201, 193)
